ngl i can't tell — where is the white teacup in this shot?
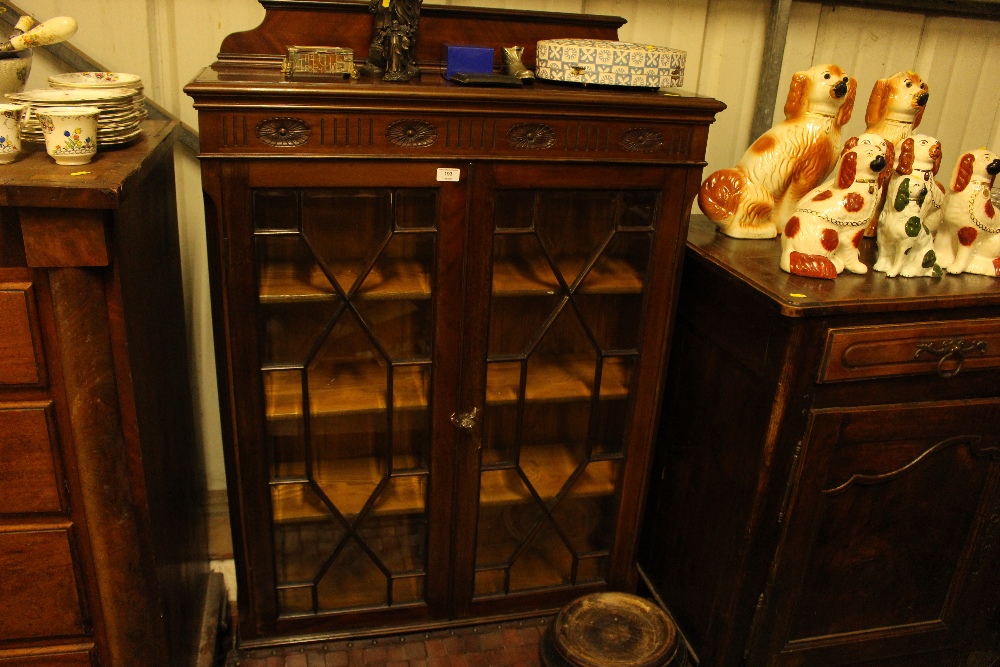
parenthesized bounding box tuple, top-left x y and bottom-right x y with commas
(35, 106, 99, 165)
(0, 103, 25, 164)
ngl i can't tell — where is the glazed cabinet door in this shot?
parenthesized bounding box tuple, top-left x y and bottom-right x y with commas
(754, 399, 1000, 666)
(455, 163, 693, 616)
(215, 161, 467, 635)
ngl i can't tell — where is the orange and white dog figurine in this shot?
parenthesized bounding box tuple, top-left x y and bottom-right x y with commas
(699, 64, 857, 239)
(780, 134, 890, 278)
(873, 134, 945, 277)
(863, 71, 930, 234)
(934, 149, 1000, 276)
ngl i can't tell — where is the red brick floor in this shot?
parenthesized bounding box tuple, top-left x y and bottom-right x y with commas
(229, 616, 551, 667)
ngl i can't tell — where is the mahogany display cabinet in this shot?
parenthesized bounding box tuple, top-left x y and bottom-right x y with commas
(185, 0, 724, 648)
(640, 215, 1000, 666)
(0, 121, 211, 666)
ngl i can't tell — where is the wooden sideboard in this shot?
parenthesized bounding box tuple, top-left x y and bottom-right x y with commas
(0, 121, 212, 666)
(640, 215, 1000, 666)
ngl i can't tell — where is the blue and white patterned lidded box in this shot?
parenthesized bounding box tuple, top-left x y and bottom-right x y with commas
(535, 39, 685, 88)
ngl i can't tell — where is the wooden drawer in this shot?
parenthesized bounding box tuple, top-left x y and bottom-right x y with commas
(0, 528, 88, 641)
(0, 403, 64, 515)
(820, 318, 1000, 382)
(0, 282, 45, 386)
(0, 648, 93, 666)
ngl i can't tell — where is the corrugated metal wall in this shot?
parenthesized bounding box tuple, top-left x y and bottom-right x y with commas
(12, 0, 999, 488)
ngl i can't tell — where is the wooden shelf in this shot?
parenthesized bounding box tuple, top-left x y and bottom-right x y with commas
(272, 458, 426, 524)
(486, 357, 630, 405)
(265, 364, 429, 428)
(492, 257, 643, 297)
(481, 445, 618, 506)
(270, 445, 616, 524)
(259, 260, 432, 303)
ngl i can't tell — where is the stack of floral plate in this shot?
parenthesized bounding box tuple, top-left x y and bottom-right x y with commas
(8, 72, 147, 147)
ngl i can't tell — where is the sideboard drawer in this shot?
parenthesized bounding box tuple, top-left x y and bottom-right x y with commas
(0, 528, 88, 641)
(0, 403, 64, 515)
(0, 648, 93, 666)
(0, 283, 45, 387)
(820, 318, 1000, 382)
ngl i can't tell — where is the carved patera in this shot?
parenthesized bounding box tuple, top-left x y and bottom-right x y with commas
(386, 119, 437, 147)
(620, 128, 663, 153)
(256, 118, 311, 147)
(507, 123, 556, 150)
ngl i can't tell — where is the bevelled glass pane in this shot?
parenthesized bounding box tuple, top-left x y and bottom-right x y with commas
(393, 576, 425, 604)
(254, 190, 299, 231)
(576, 556, 608, 584)
(354, 231, 436, 361)
(477, 470, 541, 569)
(257, 235, 336, 302)
(357, 501, 427, 575)
(488, 294, 562, 357)
(551, 459, 621, 554)
(486, 360, 523, 407)
(302, 189, 393, 294)
(619, 191, 659, 229)
(492, 233, 560, 297)
(392, 367, 430, 470)
(525, 308, 598, 403)
(599, 356, 634, 401)
(474, 569, 506, 597)
(592, 398, 629, 457)
(272, 507, 345, 582)
(316, 537, 388, 610)
(509, 519, 573, 591)
(520, 441, 585, 505)
(264, 369, 305, 435)
(259, 300, 341, 367)
(575, 294, 643, 352)
(308, 308, 388, 419)
(535, 191, 616, 287)
(277, 586, 313, 615)
(395, 190, 437, 229)
(482, 403, 517, 466)
(494, 190, 535, 230)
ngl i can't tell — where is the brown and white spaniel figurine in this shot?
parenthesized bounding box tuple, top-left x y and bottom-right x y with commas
(780, 134, 890, 278)
(873, 134, 945, 277)
(699, 63, 857, 239)
(934, 148, 1000, 276)
(863, 71, 931, 235)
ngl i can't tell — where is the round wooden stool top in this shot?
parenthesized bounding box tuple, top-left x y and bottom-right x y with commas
(543, 592, 679, 667)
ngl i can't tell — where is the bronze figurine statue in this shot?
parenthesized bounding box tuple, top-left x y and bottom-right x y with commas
(361, 0, 422, 82)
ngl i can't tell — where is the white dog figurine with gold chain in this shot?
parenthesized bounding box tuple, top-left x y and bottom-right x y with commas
(873, 134, 945, 277)
(935, 148, 1000, 276)
(780, 134, 890, 278)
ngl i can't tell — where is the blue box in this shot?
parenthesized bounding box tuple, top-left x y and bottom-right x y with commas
(443, 45, 494, 80)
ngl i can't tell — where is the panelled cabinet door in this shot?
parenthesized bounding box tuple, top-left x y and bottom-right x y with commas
(454, 163, 689, 616)
(225, 161, 468, 632)
(757, 400, 1000, 666)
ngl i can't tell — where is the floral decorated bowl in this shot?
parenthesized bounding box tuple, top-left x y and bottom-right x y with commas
(0, 51, 33, 97)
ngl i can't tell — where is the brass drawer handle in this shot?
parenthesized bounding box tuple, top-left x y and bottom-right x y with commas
(913, 339, 988, 378)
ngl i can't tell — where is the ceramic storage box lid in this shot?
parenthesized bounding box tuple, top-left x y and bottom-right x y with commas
(535, 39, 685, 88)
